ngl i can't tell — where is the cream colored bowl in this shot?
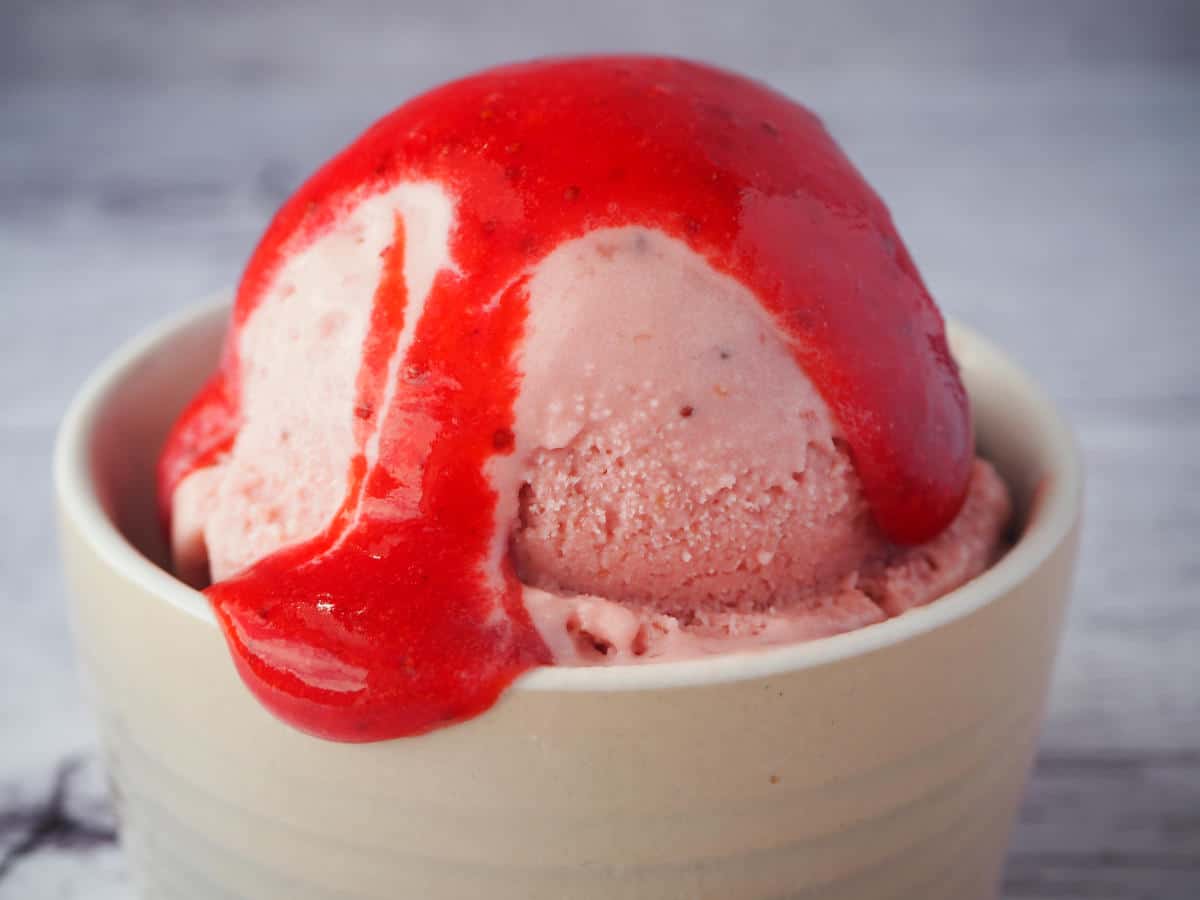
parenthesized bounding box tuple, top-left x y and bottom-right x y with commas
(55, 300, 1081, 900)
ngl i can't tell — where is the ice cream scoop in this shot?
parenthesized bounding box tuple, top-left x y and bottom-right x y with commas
(160, 55, 1008, 741)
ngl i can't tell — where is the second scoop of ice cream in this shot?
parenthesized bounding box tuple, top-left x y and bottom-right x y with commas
(505, 226, 1010, 658)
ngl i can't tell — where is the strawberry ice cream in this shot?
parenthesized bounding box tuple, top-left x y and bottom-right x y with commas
(160, 56, 1011, 741)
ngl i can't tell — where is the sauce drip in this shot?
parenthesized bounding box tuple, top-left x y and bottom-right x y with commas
(159, 56, 972, 741)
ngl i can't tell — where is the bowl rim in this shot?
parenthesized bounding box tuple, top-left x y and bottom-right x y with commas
(54, 297, 1082, 694)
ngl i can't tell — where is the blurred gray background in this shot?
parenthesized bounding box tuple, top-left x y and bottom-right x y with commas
(2, 1, 1198, 897)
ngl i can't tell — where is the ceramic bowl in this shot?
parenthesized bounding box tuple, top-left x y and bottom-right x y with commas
(55, 300, 1081, 899)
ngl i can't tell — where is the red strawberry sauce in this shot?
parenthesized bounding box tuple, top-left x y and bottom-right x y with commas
(159, 57, 971, 741)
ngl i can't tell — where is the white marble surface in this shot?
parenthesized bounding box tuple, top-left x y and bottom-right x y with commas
(2, 1, 1198, 897)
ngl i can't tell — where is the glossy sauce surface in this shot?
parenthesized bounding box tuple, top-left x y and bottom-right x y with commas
(159, 56, 972, 741)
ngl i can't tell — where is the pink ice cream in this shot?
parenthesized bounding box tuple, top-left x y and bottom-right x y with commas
(170, 217, 1010, 664)
(159, 56, 1014, 740)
